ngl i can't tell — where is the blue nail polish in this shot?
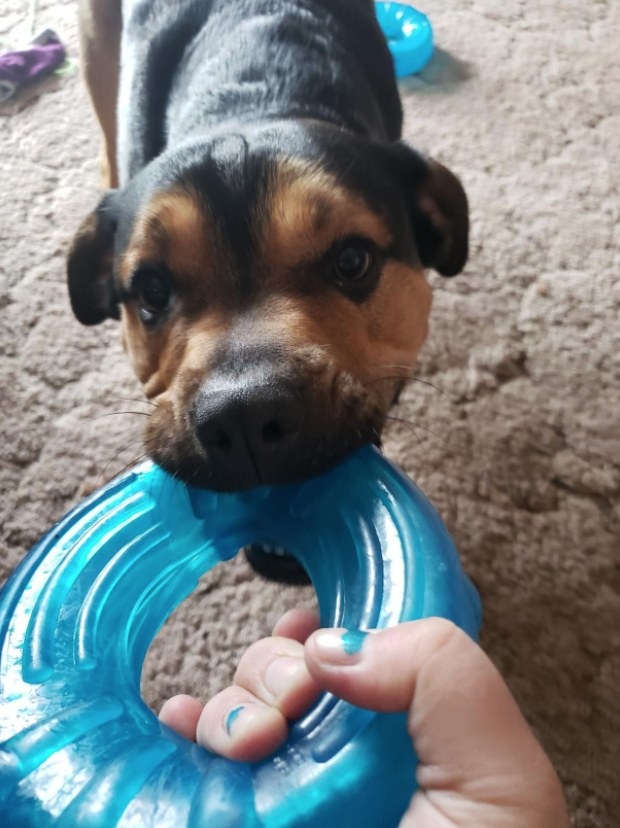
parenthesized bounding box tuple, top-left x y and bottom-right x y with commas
(341, 629, 368, 655)
(225, 705, 244, 735)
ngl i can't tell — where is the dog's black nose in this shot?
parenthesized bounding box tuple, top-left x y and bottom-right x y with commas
(193, 380, 304, 488)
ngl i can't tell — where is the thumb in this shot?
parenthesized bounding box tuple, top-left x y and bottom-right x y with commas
(305, 619, 568, 828)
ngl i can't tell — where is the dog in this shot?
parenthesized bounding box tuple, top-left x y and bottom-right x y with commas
(68, 0, 469, 582)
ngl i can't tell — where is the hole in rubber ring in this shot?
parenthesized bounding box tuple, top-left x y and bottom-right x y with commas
(141, 550, 318, 723)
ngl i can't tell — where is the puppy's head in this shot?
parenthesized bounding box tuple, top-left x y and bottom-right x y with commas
(68, 123, 468, 490)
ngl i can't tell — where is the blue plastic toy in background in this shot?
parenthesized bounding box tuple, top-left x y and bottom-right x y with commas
(0, 446, 480, 827)
(375, 2, 434, 77)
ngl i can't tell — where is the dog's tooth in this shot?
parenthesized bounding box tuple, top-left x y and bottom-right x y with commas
(255, 544, 289, 557)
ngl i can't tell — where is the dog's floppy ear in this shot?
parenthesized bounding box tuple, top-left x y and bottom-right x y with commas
(67, 192, 120, 325)
(386, 143, 469, 277)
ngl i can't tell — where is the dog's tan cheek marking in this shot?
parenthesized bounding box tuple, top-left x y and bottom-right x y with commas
(361, 262, 433, 376)
(119, 306, 191, 401)
(116, 188, 226, 398)
(155, 313, 233, 425)
(255, 263, 431, 404)
(120, 308, 167, 392)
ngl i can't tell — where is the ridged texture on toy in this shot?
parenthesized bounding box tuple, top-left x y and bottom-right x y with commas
(0, 446, 480, 827)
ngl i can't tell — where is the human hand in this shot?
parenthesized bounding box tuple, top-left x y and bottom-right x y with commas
(160, 610, 568, 827)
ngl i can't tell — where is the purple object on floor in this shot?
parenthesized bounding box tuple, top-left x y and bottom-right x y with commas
(0, 29, 66, 103)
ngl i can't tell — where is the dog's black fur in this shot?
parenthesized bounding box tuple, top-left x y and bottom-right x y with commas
(69, 0, 469, 582)
(117, 0, 401, 179)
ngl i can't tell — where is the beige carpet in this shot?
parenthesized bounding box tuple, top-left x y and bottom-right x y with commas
(1, 1, 619, 824)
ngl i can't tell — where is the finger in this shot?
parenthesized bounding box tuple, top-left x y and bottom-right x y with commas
(272, 608, 320, 642)
(159, 694, 203, 741)
(234, 636, 321, 721)
(305, 619, 567, 817)
(196, 685, 288, 762)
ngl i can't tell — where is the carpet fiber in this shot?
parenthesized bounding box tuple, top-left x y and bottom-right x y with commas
(1, 1, 619, 824)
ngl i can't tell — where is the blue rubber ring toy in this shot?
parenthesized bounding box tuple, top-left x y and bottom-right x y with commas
(375, 2, 434, 77)
(0, 446, 480, 827)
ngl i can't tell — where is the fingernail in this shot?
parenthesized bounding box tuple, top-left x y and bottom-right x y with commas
(313, 629, 369, 664)
(225, 705, 245, 735)
(264, 656, 306, 699)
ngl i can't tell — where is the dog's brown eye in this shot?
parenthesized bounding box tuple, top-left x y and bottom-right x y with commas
(335, 245, 372, 282)
(132, 268, 172, 325)
(330, 239, 381, 301)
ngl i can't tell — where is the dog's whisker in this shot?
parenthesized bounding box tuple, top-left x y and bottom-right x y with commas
(91, 411, 153, 419)
(372, 363, 417, 372)
(403, 377, 446, 395)
(92, 437, 156, 490)
(114, 396, 164, 410)
(93, 448, 143, 487)
(385, 414, 452, 450)
(104, 452, 152, 483)
(384, 414, 427, 456)
(364, 374, 449, 398)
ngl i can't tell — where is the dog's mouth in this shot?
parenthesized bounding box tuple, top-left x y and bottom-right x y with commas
(149, 418, 381, 492)
(143, 371, 387, 492)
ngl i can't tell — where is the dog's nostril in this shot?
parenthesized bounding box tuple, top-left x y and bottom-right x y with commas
(262, 420, 285, 444)
(193, 380, 305, 486)
(214, 428, 232, 451)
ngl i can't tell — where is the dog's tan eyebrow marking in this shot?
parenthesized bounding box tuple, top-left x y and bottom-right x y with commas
(262, 159, 393, 279)
(120, 188, 215, 287)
